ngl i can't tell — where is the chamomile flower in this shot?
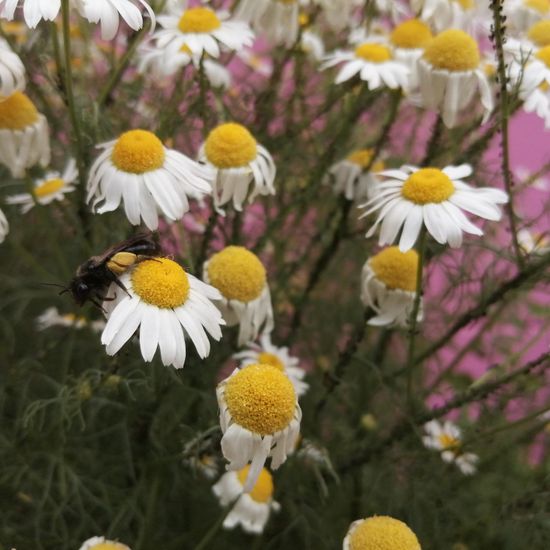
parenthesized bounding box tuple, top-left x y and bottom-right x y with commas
(521, 44, 550, 97)
(0, 91, 50, 178)
(78, 537, 130, 550)
(74, 0, 155, 41)
(216, 364, 301, 491)
(0, 38, 25, 96)
(199, 123, 276, 213)
(361, 164, 508, 251)
(301, 30, 325, 61)
(213, 465, 280, 534)
(233, 333, 309, 397)
(326, 149, 385, 202)
(6, 158, 77, 213)
(186, 454, 219, 480)
(506, 0, 550, 32)
(36, 307, 105, 331)
(343, 516, 421, 550)
(0, 207, 8, 243)
(0, 0, 60, 28)
(153, 4, 254, 59)
(86, 129, 213, 230)
(321, 40, 410, 90)
(423, 419, 479, 475)
(100, 257, 225, 369)
(417, 29, 493, 127)
(361, 247, 423, 327)
(203, 246, 274, 346)
(518, 228, 550, 254)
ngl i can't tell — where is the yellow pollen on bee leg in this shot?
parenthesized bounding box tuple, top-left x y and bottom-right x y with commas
(34, 178, 65, 199)
(204, 123, 258, 168)
(349, 516, 421, 550)
(178, 7, 221, 33)
(107, 252, 138, 275)
(423, 29, 480, 71)
(369, 247, 419, 292)
(131, 258, 190, 309)
(0, 91, 39, 130)
(401, 167, 455, 204)
(390, 19, 433, 49)
(111, 130, 166, 174)
(224, 364, 296, 435)
(237, 465, 274, 503)
(354, 43, 392, 62)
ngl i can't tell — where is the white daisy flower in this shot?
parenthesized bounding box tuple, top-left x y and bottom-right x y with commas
(0, 91, 50, 178)
(203, 246, 274, 346)
(186, 453, 219, 480)
(237, 48, 272, 76)
(343, 516, 421, 550)
(423, 419, 479, 475)
(326, 149, 385, 202)
(153, 4, 254, 59)
(100, 257, 225, 369)
(74, 0, 155, 41)
(360, 164, 508, 251)
(233, 333, 309, 397)
(86, 129, 213, 231)
(78, 537, 130, 550)
(361, 246, 423, 327)
(37, 307, 86, 330)
(321, 40, 410, 90)
(216, 364, 301, 491)
(301, 30, 325, 61)
(213, 465, 280, 534)
(0, 207, 8, 244)
(517, 228, 550, 254)
(417, 29, 493, 127)
(520, 44, 550, 96)
(0, 0, 60, 28)
(506, 0, 550, 32)
(199, 123, 276, 213)
(0, 38, 25, 96)
(6, 158, 77, 213)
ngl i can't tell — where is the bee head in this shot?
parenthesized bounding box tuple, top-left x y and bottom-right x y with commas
(69, 278, 90, 306)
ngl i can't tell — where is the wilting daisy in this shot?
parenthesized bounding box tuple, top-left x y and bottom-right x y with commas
(423, 419, 479, 475)
(217, 364, 301, 491)
(0, 38, 25, 96)
(518, 228, 550, 254)
(213, 465, 280, 534)
(36, 306, 106, 332)
(86, 129, 212, 230)
(153, 4, 254, 59)
(199, 123, 276, 213)
(361, 247, 422, 327)
(0, 207, 8, 244)
(78, 537, 130, 550)
(326, 149, 385, 202)
(7, 158, 77, 213)
(100, 257, 225, 369)
(506, 0, 550, 32)
(361, 164, 508, 251)
(0, 91, 50, 178)
(233, 333, 309, 397)
(203, 246, 274, 346)
(74, 0, 155, 40)
(343, 516, 421, 550)
(321, 40, 410, 90)
(0, 0, 60, 28)
(417, 29, 493, 127)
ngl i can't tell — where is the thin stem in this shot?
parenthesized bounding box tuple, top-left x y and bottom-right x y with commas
(194, 499, 238, 550)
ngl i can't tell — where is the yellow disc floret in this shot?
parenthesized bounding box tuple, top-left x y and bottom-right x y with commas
(348, 516, 421, 550)
(369, 247, 419, 292)
(178, 7, 221, 33)
(390, 19, 433, 49)
(258, 352, 285, 371)
(111, 130, 166, 174)
(528, 20, 550, 46)
(0, 91, 39, 130)
(131, 258, 190, 309)
(34, 178, 65, 199)
(237, 465, 274, 503)
(423, 29, 480, 71)
(536, 45, 550, 67)
(88, 543, 129, 550)
(453, 0, 474, 8)
(525, 0, 550, 13)
(355, 43, 392, 62)
(207, 246, 266, 302)
(347, 149, 385, 172)
(204, 123, 258, 168)
(401, 167, 455, 204)
(224, 364, 296, 435)
(438, 432, 460, 450)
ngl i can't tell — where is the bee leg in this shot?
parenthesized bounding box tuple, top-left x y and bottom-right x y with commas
(112, 276, 131, 297)
(90, 298, 107, 313)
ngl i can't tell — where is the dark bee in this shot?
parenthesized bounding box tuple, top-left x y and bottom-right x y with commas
(67, 233, 161, 309)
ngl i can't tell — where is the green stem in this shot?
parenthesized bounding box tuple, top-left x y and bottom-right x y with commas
(194, 499, 238, 550)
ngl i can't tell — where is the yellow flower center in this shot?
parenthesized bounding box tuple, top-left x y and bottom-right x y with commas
(89, 543, 129, 550)
(346, 149, 385, 172)
(111, 130, 166, 174)
(390, 19, 433, 49)
(0, 91, 39, 130)
(536, 45, 550, 67)
(349, 516, 421, 550)
(237, 465, 274, 503)
(525, 0, 550, 13)
(207, 246, 266, 303)
(131, 258, 190, 309)
(299, 12, 310, 26)
(528, 20, 550, 46)
(438, 433, 460, 450)
(401, 167, 455, 204)
(369, 247, 419, 292)
(34, 178, 65, 199)
(204, 123, 258, 168)
(224, 364, 296, 436)
(423, 29, 480, 71)
(355, 43, 392, 62)
(453, 0, 474, 9)
(178, 7, 221, 33)
(258, 352, 285, 371)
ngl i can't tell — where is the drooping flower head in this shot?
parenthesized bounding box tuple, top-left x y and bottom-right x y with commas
(0, 38, 25, 96)
(343, 516, 421, 550)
